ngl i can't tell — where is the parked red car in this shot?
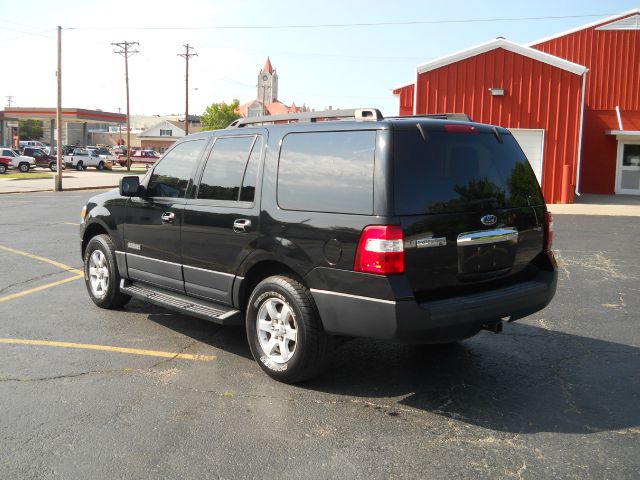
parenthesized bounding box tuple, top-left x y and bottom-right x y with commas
(0, 155, 10, 174)
(117, 149, 161, 167)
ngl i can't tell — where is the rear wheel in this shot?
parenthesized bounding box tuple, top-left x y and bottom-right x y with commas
(246, 275, 334, 383)
(84, 234, 131, 309)
(18, 162, 29, 173)
(76, 161, 83, 171)
(0, 164, 6, 174)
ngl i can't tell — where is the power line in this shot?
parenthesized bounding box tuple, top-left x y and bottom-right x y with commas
(177, 43, 197, 135)
(67, 13, 614, 31)
(112, 41, 139, 171)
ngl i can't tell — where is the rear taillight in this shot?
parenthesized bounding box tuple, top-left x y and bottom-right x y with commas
(444, 124, 477, 133)
(544, 211, 554, 251)
(354, 225, 404, 275)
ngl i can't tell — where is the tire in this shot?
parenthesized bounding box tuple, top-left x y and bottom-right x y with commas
(97, 161, 104, 171)
(76, 161, 83, 171)
(18, 162, 29, 173)
(49, 162, 56, 171)
(0, 164, 6, 174)
(246, 275, 334, 383)
(83, 234, 131, 309)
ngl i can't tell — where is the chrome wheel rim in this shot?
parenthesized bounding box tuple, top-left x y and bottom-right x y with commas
(256, 297, 297, 364)
(88, 250, 109, 298)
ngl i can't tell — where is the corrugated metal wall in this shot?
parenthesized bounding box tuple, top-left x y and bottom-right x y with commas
(532, 14, 640, 194)
(392, 84, 414, 116)
(532, 16, 640, 111)
(414, 48, 584, 203)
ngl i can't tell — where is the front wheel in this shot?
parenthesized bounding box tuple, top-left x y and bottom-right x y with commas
(49, 162, 57, 171)
(96, 161, 104, 171)
(84, 234, 131, 309)
(246, 275, 334, 383)
(18, 162, 30, 173)
(0, 164, 6, 174)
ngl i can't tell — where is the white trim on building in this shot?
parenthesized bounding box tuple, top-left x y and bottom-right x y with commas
(415, 38, 588, 76)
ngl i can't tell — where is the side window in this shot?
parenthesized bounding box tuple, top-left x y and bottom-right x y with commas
(147, 139, 205, 198)
(277, 130, 376, 214)
(197, 136, 259, 202)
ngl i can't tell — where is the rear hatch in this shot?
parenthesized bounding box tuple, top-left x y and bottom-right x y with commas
(393, 122, 547, 300)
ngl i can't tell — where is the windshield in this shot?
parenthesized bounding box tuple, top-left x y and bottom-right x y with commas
(394, 129, 544, 215)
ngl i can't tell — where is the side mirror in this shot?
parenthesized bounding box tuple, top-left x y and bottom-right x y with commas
(119, 176, 142, 197)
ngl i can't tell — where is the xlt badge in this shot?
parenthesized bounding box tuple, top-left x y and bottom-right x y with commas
(416, 237, 447, 248)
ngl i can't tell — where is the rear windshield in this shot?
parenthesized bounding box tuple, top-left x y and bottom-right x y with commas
(394, 129, 544, 215)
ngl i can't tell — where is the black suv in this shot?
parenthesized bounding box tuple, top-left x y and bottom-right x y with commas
(80, 108, 557, 383)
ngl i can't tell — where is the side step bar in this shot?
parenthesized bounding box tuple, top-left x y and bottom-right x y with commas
(120, 280, 243, 326)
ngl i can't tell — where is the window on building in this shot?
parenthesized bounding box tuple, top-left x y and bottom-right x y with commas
(159, 129, 173, 136)
(146, 139, 205, 198)
(277, 131, 376, 214)
(197, 136, 261, 202)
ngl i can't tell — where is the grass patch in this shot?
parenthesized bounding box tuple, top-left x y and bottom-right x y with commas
(1, 172, 53, 180)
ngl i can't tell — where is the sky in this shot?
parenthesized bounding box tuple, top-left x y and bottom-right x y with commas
(2, 0, 638, 117)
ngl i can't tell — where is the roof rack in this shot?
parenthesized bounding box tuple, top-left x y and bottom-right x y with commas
(388, 113, 472, 122)
(228, 108, 384, 128)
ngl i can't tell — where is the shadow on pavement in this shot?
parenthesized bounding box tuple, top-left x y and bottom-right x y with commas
(133, 298, 639, 436)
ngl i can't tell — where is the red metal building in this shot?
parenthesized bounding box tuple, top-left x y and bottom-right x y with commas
(393, 10, 640, 203)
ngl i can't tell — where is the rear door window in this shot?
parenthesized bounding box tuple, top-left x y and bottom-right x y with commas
(196, 135, 262, 203)
(277, 130, 376, 215)
(394, 129, 544, 215)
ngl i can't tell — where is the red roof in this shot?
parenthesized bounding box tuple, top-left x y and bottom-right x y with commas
(262, 56, 274, 74)
(235, 99, 302, 117)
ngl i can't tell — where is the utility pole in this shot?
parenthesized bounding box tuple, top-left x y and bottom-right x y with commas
(54, 26, 63, 191)
(112, 41, 139, 171)
(178, 43, 197, 135)
(5, 96, 14, 107)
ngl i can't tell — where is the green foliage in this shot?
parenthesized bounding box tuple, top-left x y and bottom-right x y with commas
(201, 100, 241, 130)
(19, 120, 43, 140)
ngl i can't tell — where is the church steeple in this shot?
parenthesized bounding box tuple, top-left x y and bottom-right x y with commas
(257, 56, 278, 104)
(262, 56, 274, 74)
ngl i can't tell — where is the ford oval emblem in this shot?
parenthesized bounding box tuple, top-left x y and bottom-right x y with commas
(481, 214, 497, 226)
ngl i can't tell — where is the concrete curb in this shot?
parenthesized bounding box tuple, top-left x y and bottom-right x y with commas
(0, 185, 116, 195)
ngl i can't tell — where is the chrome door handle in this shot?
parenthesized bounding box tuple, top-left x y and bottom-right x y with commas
(233, 219, 251, 233)
(161, 212, 175, 224)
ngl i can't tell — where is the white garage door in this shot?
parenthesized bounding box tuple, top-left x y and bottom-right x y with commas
(509, 129, 545, 185)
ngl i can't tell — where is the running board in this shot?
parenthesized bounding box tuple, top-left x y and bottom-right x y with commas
(120, 280, 242, 326)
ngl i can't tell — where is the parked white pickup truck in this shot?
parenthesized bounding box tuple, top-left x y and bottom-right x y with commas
(63, 148, 113, 171)
(0, 147, 36, 173)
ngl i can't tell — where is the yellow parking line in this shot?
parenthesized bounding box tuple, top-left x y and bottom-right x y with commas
(0, 244, 83, 275)
(63, 222, 79, 226)
(0, 338, 216, 361)
(0, 274, 84, 303)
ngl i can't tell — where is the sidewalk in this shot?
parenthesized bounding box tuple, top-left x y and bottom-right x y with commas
(0, 169, 145, 194)
(548, 193, 640, 216)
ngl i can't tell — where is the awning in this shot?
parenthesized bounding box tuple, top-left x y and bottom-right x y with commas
(606, 130, 640, 138)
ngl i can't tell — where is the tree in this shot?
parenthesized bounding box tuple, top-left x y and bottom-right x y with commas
(201, 100, 241, 130)
(19, 120, 44, 140)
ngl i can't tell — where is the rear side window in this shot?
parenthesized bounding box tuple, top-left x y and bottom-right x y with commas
(394, 130, 544, 215)
(146, 139, 205, 198)
(197, 135, 262, 202)
(277, 131, 376, 214)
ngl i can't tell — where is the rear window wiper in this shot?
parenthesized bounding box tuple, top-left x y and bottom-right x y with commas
(416, 123, 428, 142)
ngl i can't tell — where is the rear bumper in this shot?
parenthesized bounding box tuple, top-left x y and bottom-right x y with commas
(310, 265, 557, 343)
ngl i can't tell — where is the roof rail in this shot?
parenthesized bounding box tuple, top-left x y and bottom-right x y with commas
(228, 108, 383, 128)
(388, 113, 472, 122)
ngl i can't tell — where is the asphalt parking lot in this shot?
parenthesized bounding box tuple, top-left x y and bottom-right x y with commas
(0, 191, 638, 479)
